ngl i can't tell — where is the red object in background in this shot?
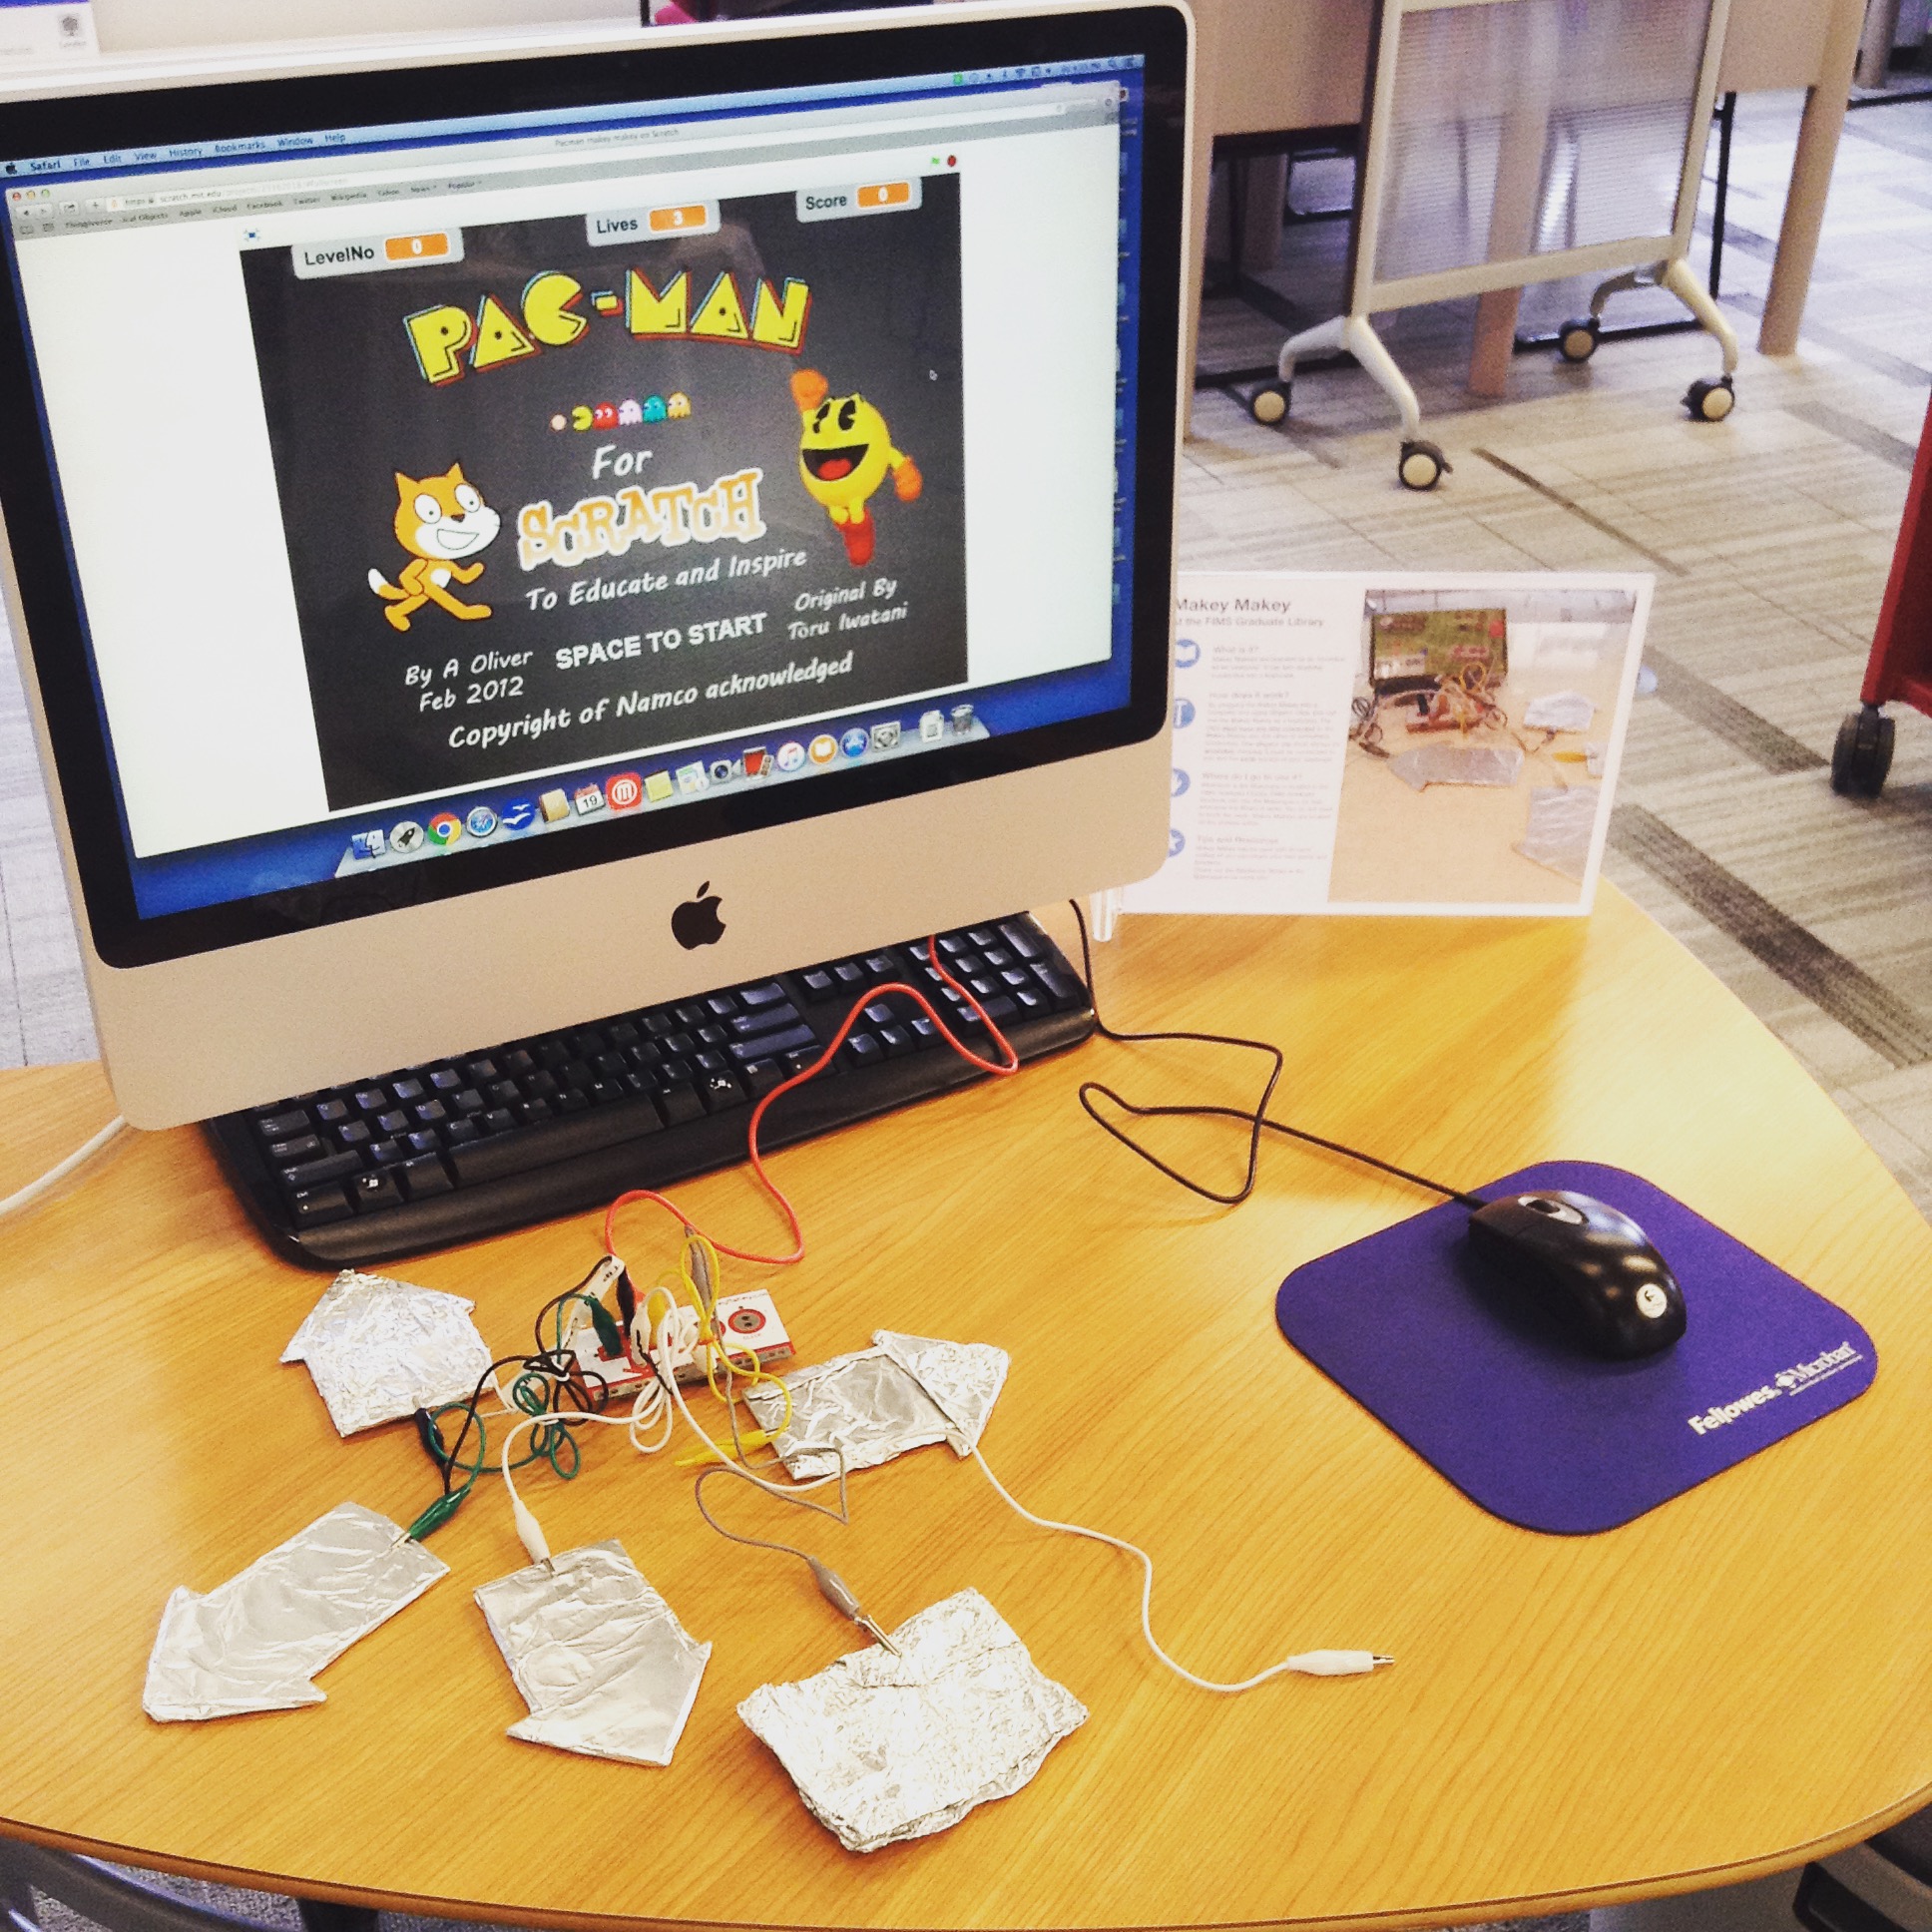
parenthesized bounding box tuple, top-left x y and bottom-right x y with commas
(1833, 392, 1932, 796)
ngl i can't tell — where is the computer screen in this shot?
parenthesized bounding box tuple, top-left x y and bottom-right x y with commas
(0, 3, 1186, 1122)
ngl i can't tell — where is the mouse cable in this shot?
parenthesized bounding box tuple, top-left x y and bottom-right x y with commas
(1066, 900, 1484, 1211)
(0, 1115, 128, 1221)
(970, 1444, 1389, 1690)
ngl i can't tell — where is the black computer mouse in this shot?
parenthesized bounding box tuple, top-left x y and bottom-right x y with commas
(1466, 1191, 1686, 1359)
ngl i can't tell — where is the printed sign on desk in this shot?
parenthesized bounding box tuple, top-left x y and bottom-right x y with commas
(1126, 569, 1654, 917)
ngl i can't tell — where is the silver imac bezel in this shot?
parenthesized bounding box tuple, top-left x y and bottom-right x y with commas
(0, 0, 1189, 1127)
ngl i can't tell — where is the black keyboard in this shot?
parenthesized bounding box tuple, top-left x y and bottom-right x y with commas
(208, 914, 1094, 1269)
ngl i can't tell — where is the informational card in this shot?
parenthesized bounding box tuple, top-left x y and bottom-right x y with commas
(1124, 570, 1652, 917)
(0, 0, 95, 64)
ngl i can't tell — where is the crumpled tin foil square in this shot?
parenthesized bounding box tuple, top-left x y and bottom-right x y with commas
(738, 1588, 1086, 1853)
(282, 1268, 494, 1436)
(742, 1330, 1008, 1481)
(475, 1540, 711, 1766)
(144, 1501, 447, 1721)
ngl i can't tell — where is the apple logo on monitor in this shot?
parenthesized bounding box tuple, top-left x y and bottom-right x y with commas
(672, 882, 725, 950)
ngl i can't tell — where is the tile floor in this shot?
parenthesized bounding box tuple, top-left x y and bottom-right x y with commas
(2, 77, 1930, 1932)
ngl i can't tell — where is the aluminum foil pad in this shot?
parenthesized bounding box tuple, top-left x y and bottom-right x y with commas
(738, 1588, 1086, 1853)
(144, 1502, 447, 1721)
(742, 1331, 1009, 1482)
(282, 1267, 494, 1436)
(1388, 743, 1525, 791)
(475, 1541, 711, 1766)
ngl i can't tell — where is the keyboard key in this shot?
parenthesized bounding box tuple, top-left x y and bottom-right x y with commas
(290, 1185, 352, 1226)
(536, 1041, 570, 1071)
(982, 947, 1013, 970)
(366, 1138, 406, 1167)
(443, 1118, 480, 1146)
(463, 1057, 499, 1083)
(833, 961, 864, 987)
(605, 1023, 640, 1048)
(559, 1059, 594, 1091)
(937, 934, 970, 957)
(706, 994, 737, 1017)
(504, 1048, 536, 1075)
(397, 1155, 452, 1200)
(663, 1031, 696, 1058)
(256, 1107, 310, 1141)
(1001, 968, 1031, 990)
(413, 1099, 448, 1126)
(967, 927, 997, 948)
(846, 1033, 884, 1068)
(337, 1120, 372, 1148)
(701, 1072, 744, 1112)
(349, 1171, 403, 1213)
(981, 995, 1018, 1023)
(674, 1002, 709, 1028)
(377, 1109, 408, 1135)
(737, 982, 786, 1008)
(969, 976, 999, 998)
(267, 1133, 322, 1164)
(390, 1077, 425, 1103)
(999, 921, 1042, 961)
(741, 1058, 785, 1096)
(878, 1024, 911, 1058)
(909, 1016, 939, 1048)
(450, 1092, 666, 1187)
(800, 969, 836, 999)
(566, 1030, 605, 1058)
(556, 1091, 590, 1116)
(659, 1082, 705, 1126)
(279, 1150, 362, 1191)
(732, 1002, 800, 1038)
(729, 1024, 815, 1065)
(429, 1068, 463, 1092)
(863, 952, 896, 977)
(453, 1088, 485, 1115)
(1014, 987, 1047, 1016)
(314, 1098, 350, 1125)
(352, 1088, 388, 1115)
(588, 1079, 625, 1106)
(405, 1129, 441, 1157)
(695, 1050, 729, 1076)
(863, 1000, 896, 1026)
(479, 1109, 515, 1137)
(525, 1070, 559, 1100)
(1035, 967, 1083, 1009)
(659, 1057, 694, 1085)
(488, 1081, 520, 1107)
(698, 1024, 727, 1049)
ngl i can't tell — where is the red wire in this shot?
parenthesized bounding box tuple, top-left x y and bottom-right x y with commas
(603, 935, 1020, 1267)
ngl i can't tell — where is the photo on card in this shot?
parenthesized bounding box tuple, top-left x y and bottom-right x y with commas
(241, 179, 966, 811)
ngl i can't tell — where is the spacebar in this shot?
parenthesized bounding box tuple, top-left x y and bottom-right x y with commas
(449, 1098, 663, 1186)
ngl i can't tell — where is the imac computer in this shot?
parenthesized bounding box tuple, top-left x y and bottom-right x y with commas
(0, 0, 1188, 1256)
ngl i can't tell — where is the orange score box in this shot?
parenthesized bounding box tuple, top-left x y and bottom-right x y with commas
(856, 181, 912, 210)
(384, 232, 452, 261)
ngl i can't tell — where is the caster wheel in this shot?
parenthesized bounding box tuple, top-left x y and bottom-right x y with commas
(1684, 374, 1735, 422)
(1557, 317, 1600, 363)
(1397, 439, 1449, 491)
(1249, 382, 1291, 427)
(1831, 706, 1894, 798)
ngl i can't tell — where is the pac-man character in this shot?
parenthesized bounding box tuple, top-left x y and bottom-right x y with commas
(618, 398, 644, 425)
(367, 464, 501, 632)
(667, 392, 692, 419)
(642, 395, 668, 423)
(790, 367, 920, 568)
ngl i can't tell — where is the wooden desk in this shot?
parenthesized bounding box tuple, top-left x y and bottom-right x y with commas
(4, 887, 1932, 1930)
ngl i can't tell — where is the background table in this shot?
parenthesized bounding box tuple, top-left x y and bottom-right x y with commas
(1185, 0, 1867, 403)
(3, 887, 1932, 1930)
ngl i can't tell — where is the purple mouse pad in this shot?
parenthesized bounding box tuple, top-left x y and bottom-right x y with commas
(1274, 1162, 1875, 1535)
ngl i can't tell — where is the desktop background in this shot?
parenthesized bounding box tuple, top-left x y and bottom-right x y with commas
(242, 179, 966, 810)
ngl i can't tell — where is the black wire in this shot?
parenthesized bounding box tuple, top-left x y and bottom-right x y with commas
(1067, 898, 1485, 1211)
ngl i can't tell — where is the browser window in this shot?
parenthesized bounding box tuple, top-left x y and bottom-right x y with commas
(3, 55, 1145, 916)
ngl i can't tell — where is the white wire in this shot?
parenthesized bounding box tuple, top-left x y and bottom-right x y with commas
(0, 1115, 128, 1221)
(970, 1446, 1386, 1693)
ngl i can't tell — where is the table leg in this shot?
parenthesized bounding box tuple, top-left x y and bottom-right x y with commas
(1758, 0, 1864, 355)
(1469, 286, 1524, 397)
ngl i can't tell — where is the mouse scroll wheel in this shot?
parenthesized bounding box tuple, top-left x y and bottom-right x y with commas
(1523, 1196, 1586, 1224)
